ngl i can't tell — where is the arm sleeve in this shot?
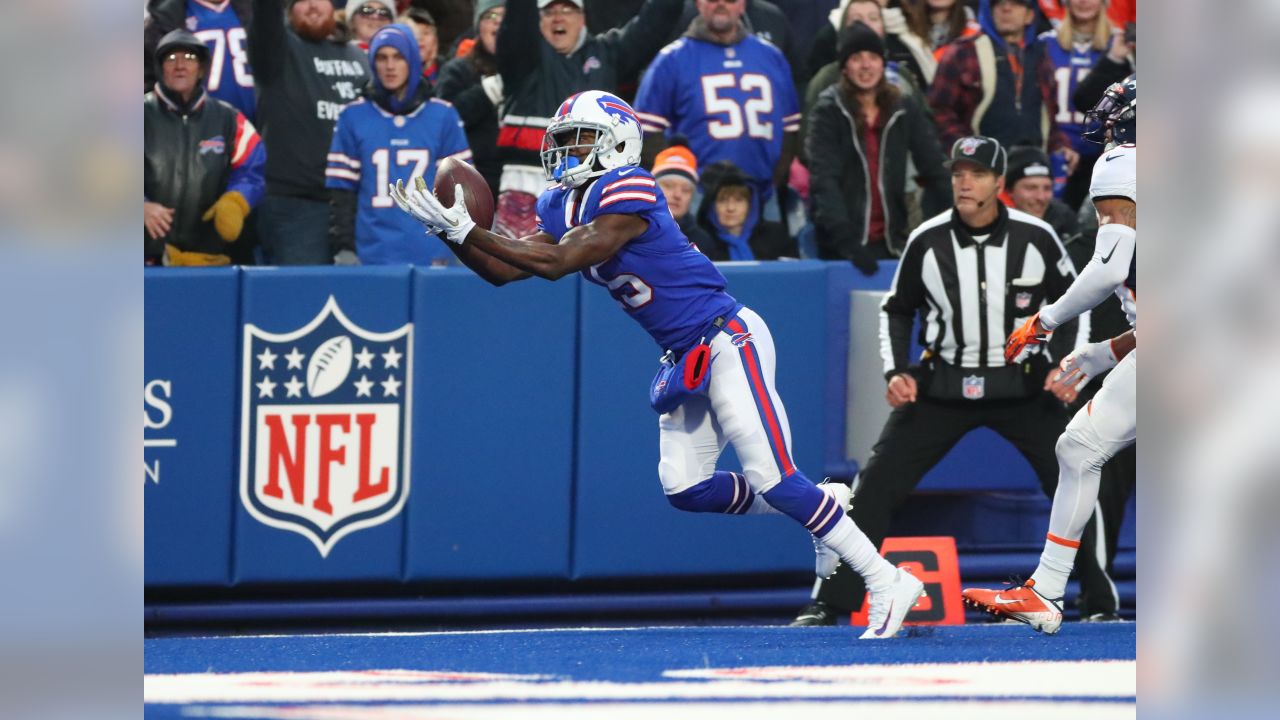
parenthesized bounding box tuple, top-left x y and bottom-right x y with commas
(633, 55, 675, 136)
(495, 0, 540, 95)
(1040, 53, 1070, 152)
(880, 235, 928, 376)
(905, 97, 951, 216)
(606, 0, 687, 81)
(226, 113, 267, 207)
(328, 188, 357, 255)
(1040, 223, 1133, 331)
(323, 113, 361, 193)
(804, 100, 857, 256)
(248, 0, 286, 86)
(439, 105, 474, 162)
(778, 51, 801, 134)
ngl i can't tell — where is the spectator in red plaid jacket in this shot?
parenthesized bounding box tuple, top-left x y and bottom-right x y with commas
(927, 0, 1078, 175)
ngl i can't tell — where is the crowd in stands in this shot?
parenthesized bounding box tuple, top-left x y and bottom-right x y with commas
(143, 0, 1136, 268)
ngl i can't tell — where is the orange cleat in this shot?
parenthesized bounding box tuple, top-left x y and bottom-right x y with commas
(962, 578, 1064, 634)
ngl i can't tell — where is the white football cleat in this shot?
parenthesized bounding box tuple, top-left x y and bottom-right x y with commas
(860, 568, 925, 639)
(813, 480, 853, 579)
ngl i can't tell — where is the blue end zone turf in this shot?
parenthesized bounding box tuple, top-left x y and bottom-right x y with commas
(145, 623, 1136, 718)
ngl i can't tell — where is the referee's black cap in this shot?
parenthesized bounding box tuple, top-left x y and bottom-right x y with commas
(946, 136, 1007, 177)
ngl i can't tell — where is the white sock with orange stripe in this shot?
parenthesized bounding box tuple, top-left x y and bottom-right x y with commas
(1030, 533, 1078, 601)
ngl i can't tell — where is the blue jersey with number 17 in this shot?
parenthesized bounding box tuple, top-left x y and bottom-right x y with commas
(536, 166, 739, 352)
(634, 35, 800, 198)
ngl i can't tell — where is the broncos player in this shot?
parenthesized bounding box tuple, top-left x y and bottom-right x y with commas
(390, 90, 924, 639)
(963, 78, 1137, 633)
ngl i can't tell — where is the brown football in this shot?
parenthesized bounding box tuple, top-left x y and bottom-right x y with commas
(432, 157, 495, 231)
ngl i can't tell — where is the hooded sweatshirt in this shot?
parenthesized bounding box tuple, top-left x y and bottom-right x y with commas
(694, 161, 795, 261)
(325, 24, 472, 265)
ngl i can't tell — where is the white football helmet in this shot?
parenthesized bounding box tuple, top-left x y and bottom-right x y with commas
(540, 91, 644, 189)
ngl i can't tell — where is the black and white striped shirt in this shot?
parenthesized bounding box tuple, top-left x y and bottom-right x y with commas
(880, 205, 1088, 376)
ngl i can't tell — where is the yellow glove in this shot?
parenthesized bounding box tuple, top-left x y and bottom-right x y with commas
(201, 191, 250, 242)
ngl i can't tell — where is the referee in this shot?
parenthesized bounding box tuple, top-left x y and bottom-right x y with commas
(792, 136, 1117, 625)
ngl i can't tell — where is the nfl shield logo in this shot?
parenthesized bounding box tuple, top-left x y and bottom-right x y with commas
(958, 137, 983, 156)
(1015, 292, 1033, 310)
(240, 296, 412, 556)
(962, 375, 985, 400)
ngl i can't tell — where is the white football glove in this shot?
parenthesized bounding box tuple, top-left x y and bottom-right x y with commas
(388, 177, 476, 245)
(1055, 339, 1119, 391)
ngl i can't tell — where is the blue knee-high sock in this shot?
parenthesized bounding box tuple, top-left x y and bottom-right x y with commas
(761, 471, 843, 538)
(667, 471, 759, 514)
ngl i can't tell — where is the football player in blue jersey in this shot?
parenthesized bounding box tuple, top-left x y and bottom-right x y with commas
(389, 90, 925, 639)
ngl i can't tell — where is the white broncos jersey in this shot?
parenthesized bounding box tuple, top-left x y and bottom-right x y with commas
(1090, 143, 1137, 326)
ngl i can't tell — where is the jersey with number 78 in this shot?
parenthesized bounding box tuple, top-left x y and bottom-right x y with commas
(634, 34, 800, 198)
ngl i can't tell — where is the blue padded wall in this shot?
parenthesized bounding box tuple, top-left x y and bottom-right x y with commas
(144, 268, 240, 586)
(402, 269, 576, 581)
(233, 267, 412, 584)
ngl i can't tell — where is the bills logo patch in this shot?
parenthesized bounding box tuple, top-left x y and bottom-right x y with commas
(240, 296, 412, 556)
(730, 332, 753, 347)
(1015, 292, 1033, 310)
(198, 136, 226, 155)
(962, 375, 985, 400)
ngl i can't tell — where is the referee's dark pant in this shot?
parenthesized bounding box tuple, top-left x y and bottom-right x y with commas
(813, 392, 1121, 617)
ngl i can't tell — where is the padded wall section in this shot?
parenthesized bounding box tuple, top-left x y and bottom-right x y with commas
(403, 270, 576, 581)
(144, 268, 240, 586)
(571, 262, 829, 579)
(233, 268, 412, 584)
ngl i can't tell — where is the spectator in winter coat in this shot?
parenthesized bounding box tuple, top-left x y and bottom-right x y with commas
(145, 29, 266, 265)
(928, 0, 1077, 171)
(806, 22, 948, 273)
(402, 7, 444, 86)
(489, 0, 683, 239)
(694, 161, 797, 260)
(435, 0, 505, 199)
(248, 0, 369, 265)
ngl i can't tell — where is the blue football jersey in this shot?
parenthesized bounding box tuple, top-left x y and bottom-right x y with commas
(536, 166, 739, 352)
(1040, 31, 1105, 157)
(326, 97, 473, 266)
(187, 0, 256, 121)
(634, 36, 800, 200)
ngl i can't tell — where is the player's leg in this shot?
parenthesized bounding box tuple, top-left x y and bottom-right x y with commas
(1033, 350, 1137, 599)
(801, 400, 980, 623)
(988, 393, 1118, 619)
(964, 351, 1136, 632)
(658, 393, 779, 516)
(711, 308, 922, 638)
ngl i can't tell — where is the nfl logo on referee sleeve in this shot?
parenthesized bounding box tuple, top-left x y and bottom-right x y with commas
(239, 296, 412, 557)
(962, 375, 985, 400)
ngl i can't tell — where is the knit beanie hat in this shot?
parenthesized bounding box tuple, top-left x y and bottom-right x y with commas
(838, 21, 886, 67)
(474, 0, 506, 25)
(652, 141, 698, 186)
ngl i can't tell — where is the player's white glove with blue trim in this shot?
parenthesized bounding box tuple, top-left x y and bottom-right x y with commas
(389, 177, 475, 245)
(1054, 339, 1119, 391)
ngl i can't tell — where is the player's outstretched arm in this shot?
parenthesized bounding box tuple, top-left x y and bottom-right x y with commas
(1039, 197, 1136, 330)
(464, 214, 647, 281)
